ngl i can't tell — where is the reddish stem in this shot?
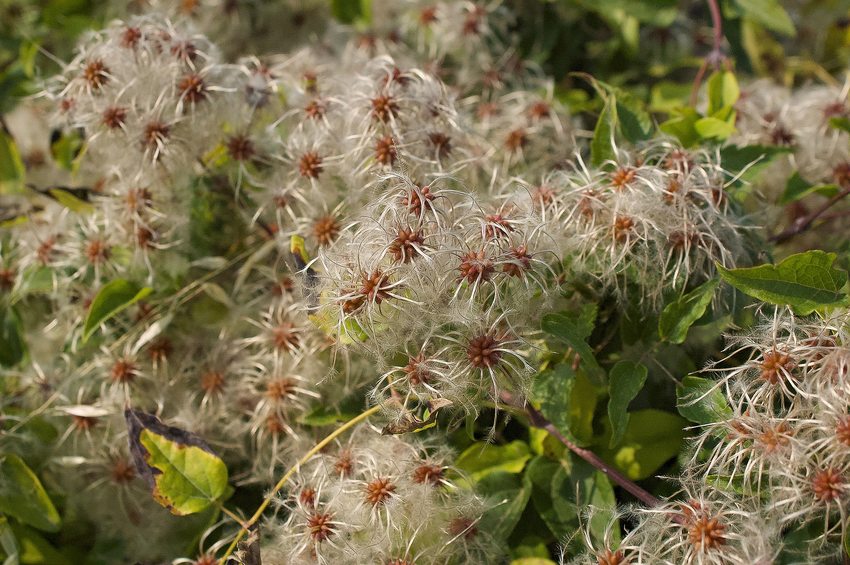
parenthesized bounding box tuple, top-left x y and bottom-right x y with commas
(500, 391, 662, 509)
(689, 0, 727, 107)
(771, 186, 850, 243)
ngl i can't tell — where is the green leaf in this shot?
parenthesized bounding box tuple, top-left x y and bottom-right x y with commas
(830, 117, 850, 134)
(615, 92, 653, 143)
(735, 0, 796, 37)
(532, 365, 577, 444)
(532, 364, 601, 447)
(7, 522, 70, 565)
(719, 144, 791, 181)
(0, 516, 18, 564)
(574, 0, 678, 25)
(82, 279, 153, 342)
(550, 456, 618, 545)
(125, 409, 229, 516)
(525, 456, 571, 538)
(478, 471, 531, 539)
(0, 306, 26, 367)
(780, 171, 839, 204)
(716, 251, 849, 315)
(0, 131, 24, 192)
(331, 0, 370, 24)
(46, 188, 93, 214)
(658, 278, 719, 343)
(706, 71, 740, 116)
(299, 404, 359, 426)
(598, 409, 686, 480)
(510, 559, 557, 565)
(694, 116, 736, 140)
(591, 101, 616, 167)
(649, 81, 691, 113)
(677, 375, 732, 424)
(660, 108, 701, 147)
(49, 131, 84, 172)
(0, 455, 61, 532)
(541, 313, 604, 383)
(455, 441, 530, 483)
(607, 361, 648, 447)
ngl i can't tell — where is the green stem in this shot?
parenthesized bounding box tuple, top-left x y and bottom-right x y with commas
(218, 404, 383, 563)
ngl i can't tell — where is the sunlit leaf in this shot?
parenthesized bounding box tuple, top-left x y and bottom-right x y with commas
(716, 251, 848, 315)
(125, 409, 228, 516)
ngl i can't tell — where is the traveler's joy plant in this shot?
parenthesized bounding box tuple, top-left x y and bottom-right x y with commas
(5, 0, 850, 563)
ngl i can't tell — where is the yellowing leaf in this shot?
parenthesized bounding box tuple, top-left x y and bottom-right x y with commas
(126, 409, 228, 516)
(455, 441, 531, 482)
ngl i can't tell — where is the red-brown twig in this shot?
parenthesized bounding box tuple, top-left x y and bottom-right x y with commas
(771, 186, 850, 243)
(499, 391, 662, 509)
(689, 0, 727, 107)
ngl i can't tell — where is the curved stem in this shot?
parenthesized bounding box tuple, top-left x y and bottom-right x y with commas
(218, 404, 383, 564)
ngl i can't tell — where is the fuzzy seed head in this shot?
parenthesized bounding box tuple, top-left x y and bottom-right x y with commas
(110, 358, 136, 384)
(374, 135, 397, 166)
(178, 73, 207, 104)
(403, 354, 431, 386)
(335, 450, 354, 477)
(83, 59, 110, 90)
(428, 132, 452, 159)
(389, 227, 424, 263)
(504, 128, 527, 153)
(364, 477, 396, 506)
(313, 215, 340, 246)
(85, 239, 111, 264)
(612, 216, 634, 243)
(299, 151, 323, 178)
(687, 514, 727, 553)
(371, 94, 399, 122)
(836, 416, 850, 446)
(226, 134, 255, 162)
(448, 516, 478, 539)
(467, 332, 503, 369)
(266, 377, 297, 402)
(812, 467, 845, 503)
(304, 99, 325, 120)
(307, 511, 335, 542)
(610, 167, 636, 190)
(412, 463, 444, 486)
(271, 321, 300, 352)
(596, 549, 628, 565)
(402, 185, 435, 217)
(102, 106, 127, 129)
(110, 459, 136, 484)
(760, 349, 796, 384)
(200, 370, 225, 395)
(458, 249, 494, 284)
(142, 121, 170, 149)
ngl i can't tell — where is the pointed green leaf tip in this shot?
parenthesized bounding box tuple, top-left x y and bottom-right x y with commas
(125, 409, 228, 516)
(607, 361, 648, 448)
(83, 279, 153, 342)
(716, 251, 849, 315)
(658, 278, 719, 343)
(0, 455, 61, 532)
